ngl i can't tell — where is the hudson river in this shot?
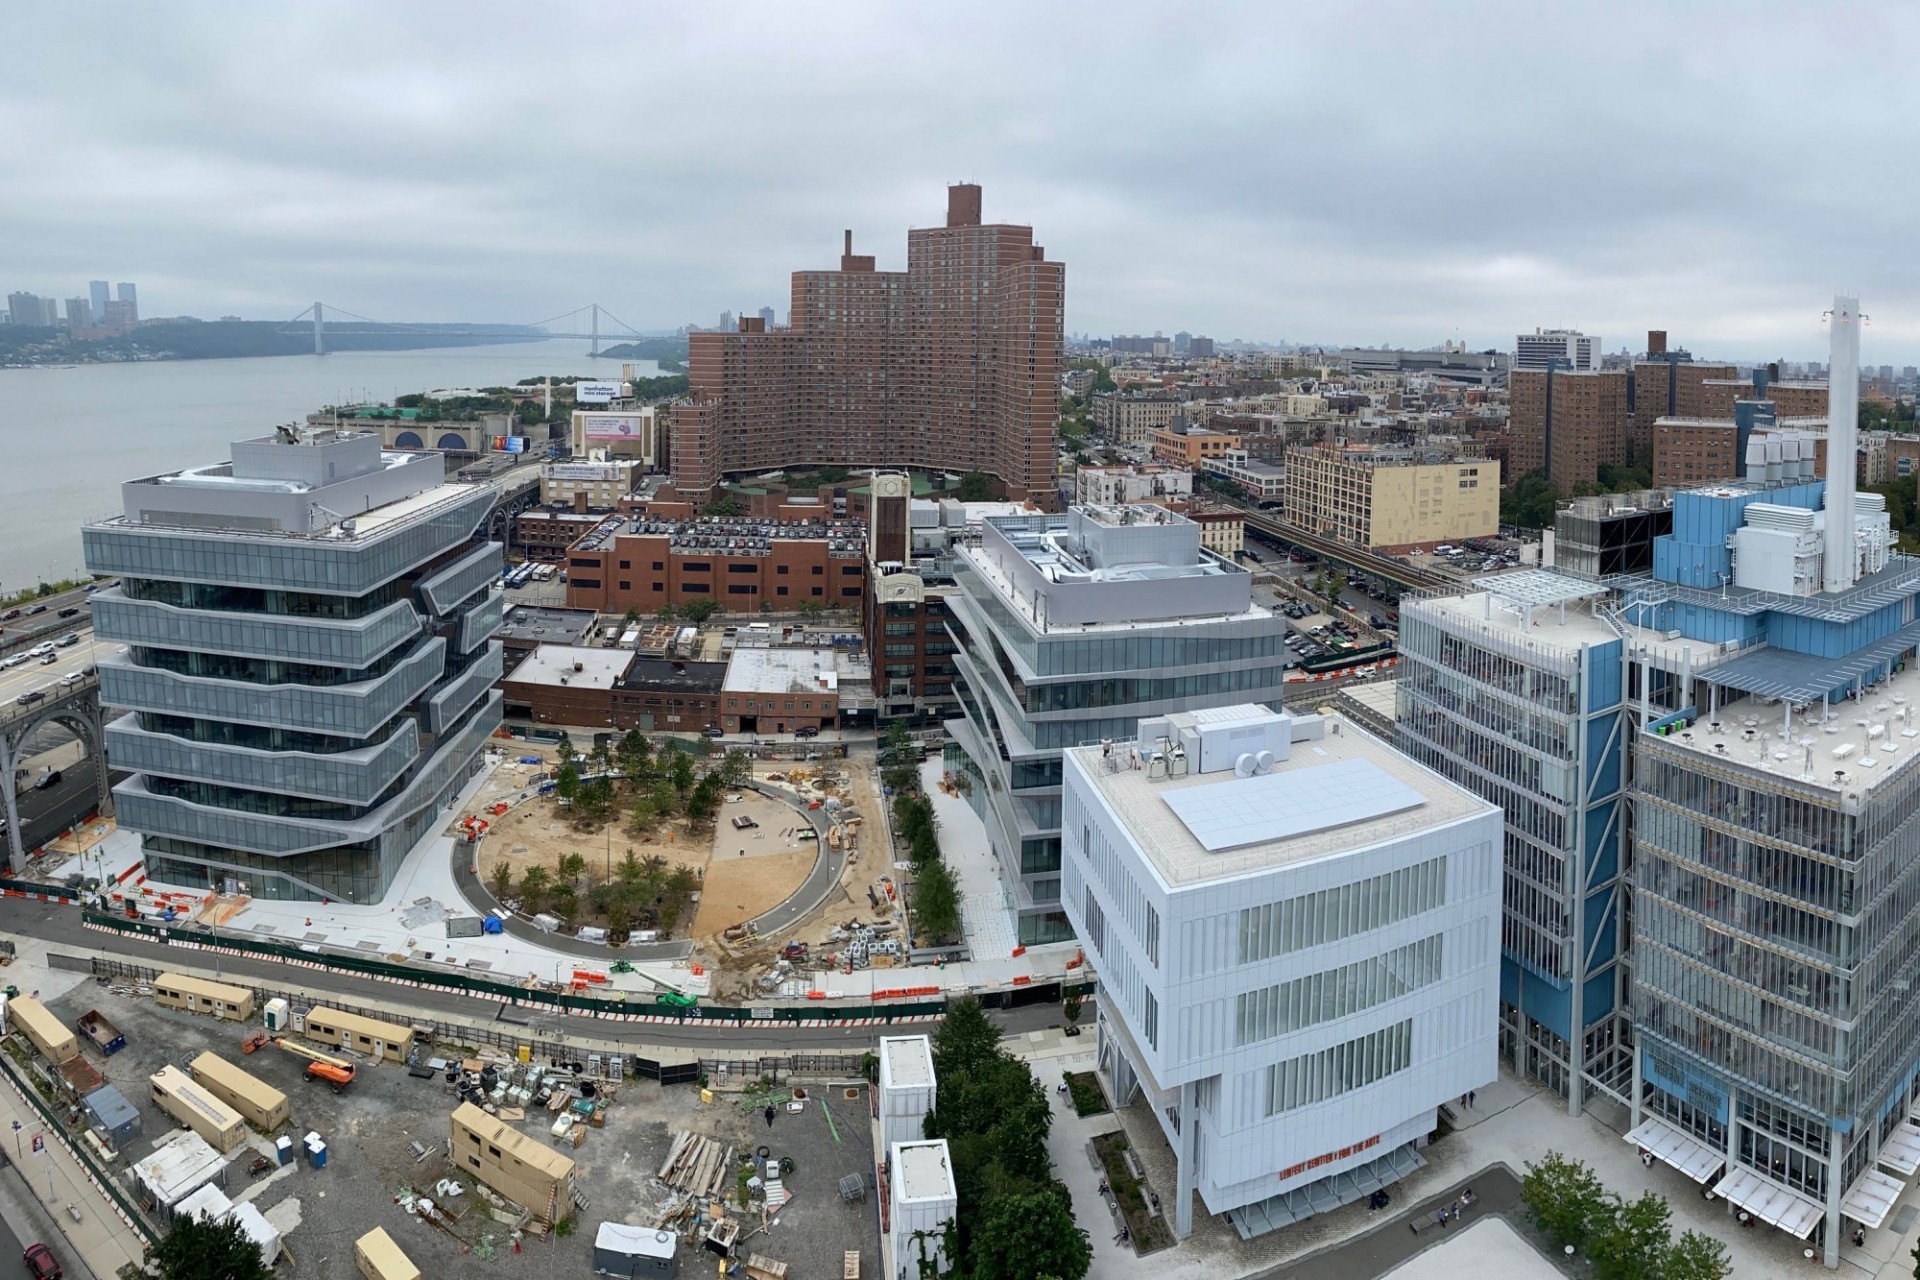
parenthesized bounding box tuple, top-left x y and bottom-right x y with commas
(0, 340, 660, 586)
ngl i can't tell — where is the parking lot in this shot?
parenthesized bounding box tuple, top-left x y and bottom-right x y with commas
(38, 977, 879, 1279)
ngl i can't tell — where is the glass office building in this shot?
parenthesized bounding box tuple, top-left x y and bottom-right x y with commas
(945, 506, 1294, 944)
(1396, 574, 1630, 1114)
(83, 429, 503, 903)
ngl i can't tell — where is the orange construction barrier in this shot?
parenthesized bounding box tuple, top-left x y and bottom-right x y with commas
(1011, 975, 1032, 986)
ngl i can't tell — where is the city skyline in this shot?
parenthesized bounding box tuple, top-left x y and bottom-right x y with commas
(6, 3, 1920, 357)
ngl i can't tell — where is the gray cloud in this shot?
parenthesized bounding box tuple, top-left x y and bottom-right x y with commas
(3, 1, 1917, 359)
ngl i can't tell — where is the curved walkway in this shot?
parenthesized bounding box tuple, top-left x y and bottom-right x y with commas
(447, 778, 844, 960)
(1252, 1164, 1529, 1280)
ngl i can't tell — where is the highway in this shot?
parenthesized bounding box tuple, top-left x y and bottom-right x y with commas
(0, 895, 1072, 1052)
(0, 584, 102, 656)
(0, 629, 104, 710)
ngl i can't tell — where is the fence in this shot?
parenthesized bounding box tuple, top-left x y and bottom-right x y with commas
(0, 1046, 159, 1245)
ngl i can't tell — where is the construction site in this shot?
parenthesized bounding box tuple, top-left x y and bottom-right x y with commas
(4, 966, 882, 1279)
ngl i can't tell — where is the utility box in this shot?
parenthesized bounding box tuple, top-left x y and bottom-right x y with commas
(263, 998, 291, 1032)
(877, 1035, 936, 1156)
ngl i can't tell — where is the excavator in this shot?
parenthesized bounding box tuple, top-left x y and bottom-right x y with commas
(241, 1031, 357, 1091)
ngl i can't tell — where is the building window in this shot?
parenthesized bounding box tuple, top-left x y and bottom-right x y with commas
(812, 567, 824, 576)
(777, 565, 790, 575)
(652, 582, 665, 591)
(1236, 935, 1443, 1046)
(842, 566, 861, 576)
(777, 586, 789, 596)
(618, 581, 630, 590)
(728, 585, 754, 594)
(812, 588, 824, 597)
(653, 561, 665, 570)
(683, 562, 711, 573)
(683, 582, 709, 593)
(729, 564, 756, 574)
(619, 560, 630, 569)
(1237, 858, 1446, 964)
(1263, 1020, 1414, 1116)
(572, 578, 601, 588)
(841, 587, 861, 598)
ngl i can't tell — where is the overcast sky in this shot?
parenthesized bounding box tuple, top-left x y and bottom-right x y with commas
(3, 2, 1916, 360)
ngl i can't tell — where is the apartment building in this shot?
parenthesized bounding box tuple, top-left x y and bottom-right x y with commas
(1062, 705, 1500, 1238)
(82, 428, 503, 902)
(945, 506, 1294, 944)
(563, 514, 868, 615)
(1630, 348, 1737, 454)
(1282, 447, 1498, 554)
(1191, 506, 1246, 559)
(1507, 369, 1630, 492)
(450, 1103, 576, 1224)
(672, 185, 1064, 504)
(1092, 393, 1183, 447)
(1075, 464, 1194, 507)
(1152, 426, 1243, 468)
(1652, 417, 1827, 490)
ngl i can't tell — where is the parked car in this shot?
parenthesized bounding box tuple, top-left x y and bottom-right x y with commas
(794, 725, 820, 739)
(23, 1242, 62, 1280)
(701, 725, 726, 738)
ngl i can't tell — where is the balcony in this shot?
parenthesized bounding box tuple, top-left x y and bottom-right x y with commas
(90, 588, 423, 668)
(105, 713, 419, 807)
(418, 542, 502, 616)
(111, 694, 499, 858)
(98, 638, 446, 738)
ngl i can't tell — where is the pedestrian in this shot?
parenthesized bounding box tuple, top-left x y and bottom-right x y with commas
(764, 1105, 776, 1128)
(1451, 1201, 1461, 1221)
(1436, 1209, 1448, 1231)
(1468, 1090, 1476, 1109)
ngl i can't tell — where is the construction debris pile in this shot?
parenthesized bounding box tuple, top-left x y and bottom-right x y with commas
(443, 1056, 621, 1150)
(653, 1125, 803, 1272)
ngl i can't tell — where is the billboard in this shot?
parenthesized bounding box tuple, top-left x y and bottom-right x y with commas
(574, 381, 621, 405)
(491, 435, 529, 453)
(582, 414, 648, 441)
(546, 463, 616, 481)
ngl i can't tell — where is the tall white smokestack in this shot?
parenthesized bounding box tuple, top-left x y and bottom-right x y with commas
(1824, 294, 1861, 593)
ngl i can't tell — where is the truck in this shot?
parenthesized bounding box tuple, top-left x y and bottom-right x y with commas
(76, 1010, 125, 1057)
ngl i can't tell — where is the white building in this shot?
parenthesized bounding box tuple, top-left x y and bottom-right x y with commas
(1199, 450, 1287, 503)
(541, 455, 644, 509)
(1514, 328, 1598, 372)
(888, 1139, 957, 1280)
(1075, 464, 1195, 507)
(878, 1035, 936, 1156)
(1061, 704, 1501, 1240)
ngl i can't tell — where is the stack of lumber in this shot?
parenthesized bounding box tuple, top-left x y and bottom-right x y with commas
(657, 1130, 734, 1197)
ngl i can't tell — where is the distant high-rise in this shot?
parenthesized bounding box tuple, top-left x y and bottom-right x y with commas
(115, 282, 137, 324)
(757, 306, 776, 328)
(716, 310, 734, 333)
(65, 297, 91, 329)
(5, 292, 56, 327)
(89, 280, 110, 323)
(1508, 368, 1629, 491)
(1173, 330, 1192, 354)
(1188, 335, 1216, 358)
(674, 184, 1065, 504)
(101, 300, 136, 333)
(1514, 327, 1598, 372)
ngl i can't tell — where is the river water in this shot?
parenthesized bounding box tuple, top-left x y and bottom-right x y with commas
(0, 340, 659, 586)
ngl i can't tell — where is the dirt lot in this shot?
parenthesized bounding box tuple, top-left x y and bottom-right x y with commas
(41, 978, 880, 1280)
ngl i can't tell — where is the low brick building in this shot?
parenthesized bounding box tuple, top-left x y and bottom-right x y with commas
(564, 514, 867, 615)
(718, 648, 842, 734)
(516, 510, 614, 561)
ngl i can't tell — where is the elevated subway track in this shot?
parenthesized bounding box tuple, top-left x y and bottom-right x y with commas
(1237, 508, 1453, 593)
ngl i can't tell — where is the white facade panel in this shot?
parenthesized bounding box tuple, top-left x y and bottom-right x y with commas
(878, 1035, 936, 1156)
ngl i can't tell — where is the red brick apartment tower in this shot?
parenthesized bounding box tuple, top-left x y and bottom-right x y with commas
(673, 185, 1065, 503)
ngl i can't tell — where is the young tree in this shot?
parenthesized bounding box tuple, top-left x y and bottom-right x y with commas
(1588, 1189, 1669, 1280)
(913, 859, 962, 942)
(546, 884, 580, 927)
(556, 851, 587, 888)
(654, 604, 676, 621)
(796, 598, 823, 619)
(151, 1214, 273, 1280)
(669, 748, 696, 794)
(1665, 1232, 1732, 1280)
(966, 1187, 1091, 1280)
(956, 471, 994, 502)
(931, 996, 1002, 1081)
(518, 865, 551, 915)
(555, 760, 582, 806)
(486, 860, 515, 901)
(554, 731, 577, 768)
(685, 773, 723, 825)
(622, 606, 642, 627)
(616, 728, 653, 788)
(719, 748, 752, 789)
(679, 597, 720, 624)
(1521, 1151, 1610, 1253)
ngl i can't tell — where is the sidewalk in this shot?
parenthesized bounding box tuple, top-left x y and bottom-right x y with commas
(0, 1068, 147, 1279)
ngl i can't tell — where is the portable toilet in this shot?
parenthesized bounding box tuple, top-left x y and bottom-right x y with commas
(276, 1135, 294, 1167)
(263, 998, 291, 1032)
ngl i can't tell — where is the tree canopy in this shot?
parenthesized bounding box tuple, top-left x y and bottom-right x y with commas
(151, 1215, 273, 1280)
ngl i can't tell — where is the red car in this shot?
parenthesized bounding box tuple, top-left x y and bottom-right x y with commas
(23, 1242, 62, 1280)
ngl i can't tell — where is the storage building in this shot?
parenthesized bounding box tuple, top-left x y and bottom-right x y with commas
(450, 1101, 577, 1223)
(188, 1052, 291, 1131)
(592, 1223, 678, 1278)
(878, 1035, 936, 1156)
(302, 1006, 414, 1064)
(887, 1140, 957, 1280)
(83, 1083, 143, 1149)
(154, 973, 255, 1021)
(150, 1064, 247, 1153)
(131, 1130, 227, 1216)
(355, 1227, 421, 1280)
(5, 995, 78, 1064)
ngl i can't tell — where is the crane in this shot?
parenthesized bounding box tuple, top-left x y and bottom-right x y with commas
(241, 1031, 357, 1090)
(619, 965, 699, 1010)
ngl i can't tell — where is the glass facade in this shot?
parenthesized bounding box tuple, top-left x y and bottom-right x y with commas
(85, 475, 502, 904)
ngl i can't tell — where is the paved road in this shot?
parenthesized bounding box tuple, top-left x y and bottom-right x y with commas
(0, 584, 101, 655)
(1253, 1164, 1522, 1280)
(0, 630, 101, 709)
(0, 896, 1065, 1052)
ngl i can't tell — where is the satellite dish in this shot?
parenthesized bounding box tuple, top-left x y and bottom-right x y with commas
(1255, 750, 1276, 774)
(1235, 753, 1257, 778)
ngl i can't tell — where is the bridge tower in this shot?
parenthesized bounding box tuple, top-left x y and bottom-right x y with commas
(314, 301, 325, 356)
(0, 689, 113, 877)
(590, 303, 599, 358)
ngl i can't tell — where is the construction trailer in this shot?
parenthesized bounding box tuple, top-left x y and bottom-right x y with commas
(188, 1052, 291, 1131)
(5, 995, 78, 1064)
(450, 1101, 577, 1224)
(354, 1227, 422, 1280)
(301, 1005, 415, 1064)
(150, 1064, 247, 1153)
(154, 972, 255, 1021)
(593, 1223, 678, 1278)
(82, 1083, 143, 1149)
